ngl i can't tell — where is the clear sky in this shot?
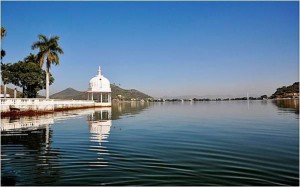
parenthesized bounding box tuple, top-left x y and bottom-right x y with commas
(1, 1, 299, 98)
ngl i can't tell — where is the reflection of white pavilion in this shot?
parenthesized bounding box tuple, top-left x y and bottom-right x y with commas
(87, 107, 112, 144)
(87, 67, 112, 107)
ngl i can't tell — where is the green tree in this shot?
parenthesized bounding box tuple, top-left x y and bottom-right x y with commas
(1, 62, 12, 98)
(260, 95, 268, 100)
(2, 61, 54, 98)
(271, 82, 299, 99)
(1, 63, 11, 85)
(24, 53, 38, 64)
(32, 34, 63, 99)
(1, 27, 6, 59)
(1, 27, 8, 97)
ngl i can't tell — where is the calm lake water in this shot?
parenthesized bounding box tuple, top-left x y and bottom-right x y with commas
(1, 100, 299, 186)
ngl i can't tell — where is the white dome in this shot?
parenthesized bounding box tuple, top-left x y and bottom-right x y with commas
(88, 67, 111, 92)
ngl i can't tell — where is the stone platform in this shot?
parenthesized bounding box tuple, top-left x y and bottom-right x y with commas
(0, 98, 111, 113)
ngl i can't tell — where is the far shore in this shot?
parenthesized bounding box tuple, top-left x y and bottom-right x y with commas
(1, 98, 298, 118)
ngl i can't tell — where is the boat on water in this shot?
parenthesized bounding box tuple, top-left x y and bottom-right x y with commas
(9, 105, 27, 111)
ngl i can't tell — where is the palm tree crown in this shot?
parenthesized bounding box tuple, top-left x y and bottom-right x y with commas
(1, 27, 7, 59)
(24, 53, 38, 64)
(32, 34, 64, 71)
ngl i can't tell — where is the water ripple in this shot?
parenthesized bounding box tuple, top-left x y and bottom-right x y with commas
(1, 101, 299, 185)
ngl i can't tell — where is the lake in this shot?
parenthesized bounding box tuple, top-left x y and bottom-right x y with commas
(1, 100, 299, 186)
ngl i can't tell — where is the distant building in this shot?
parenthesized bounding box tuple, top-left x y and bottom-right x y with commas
(87, 66, 112, 106)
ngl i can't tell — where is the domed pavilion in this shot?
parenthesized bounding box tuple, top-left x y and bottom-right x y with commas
(87, 66, 112, 106)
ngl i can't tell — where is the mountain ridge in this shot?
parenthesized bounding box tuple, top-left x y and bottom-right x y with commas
(161, 94, 262, 99)
(50, 84, 152, 100)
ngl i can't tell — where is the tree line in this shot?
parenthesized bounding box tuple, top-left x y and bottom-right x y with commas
(270, 82, 299, 99)
(1, 27, 63, 99)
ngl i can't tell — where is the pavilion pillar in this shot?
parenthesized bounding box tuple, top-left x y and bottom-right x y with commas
(4, 84, 7, 98)
(91, 92, 93, 100)
(100, 93, 103, 103)
(14, 88, 17, 98)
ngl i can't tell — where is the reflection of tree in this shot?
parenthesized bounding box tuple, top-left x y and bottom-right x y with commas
(112, 101, 152, 120)
(1, 125, 62, 185)
(272, 99, 299, 114)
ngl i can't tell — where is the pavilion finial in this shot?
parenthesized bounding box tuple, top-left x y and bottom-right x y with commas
(98, 66, 102, 76)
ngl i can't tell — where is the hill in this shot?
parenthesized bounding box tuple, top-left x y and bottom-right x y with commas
(110, 84, 152, 100)
(50, 87, 83, 100)
(1, 85, 23, 98)
(270, 82, 299, 99)
(50, 85, 152, 100)
(1, 85, 46, 98)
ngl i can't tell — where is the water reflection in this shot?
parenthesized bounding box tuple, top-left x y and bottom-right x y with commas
(1, 101, 298, 185)
(112, 101, 152, 119)
(1, 103, 151, 185)
(1, 110, 88, 185)
(1, 102, 151, 145)
(87, 107, 112, 144)
(1, 120, 62, 185)
(1, 115, 54, 131)
(273, 99, 299, 114)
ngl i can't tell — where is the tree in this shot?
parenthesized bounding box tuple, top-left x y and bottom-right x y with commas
(1, 27, 6, 59)
(260, 95, 268, 100)
(24, 53, 38, 64)
(1, 62, 12, 98)
(32, 34, 63, 99)
(2, 61, 54, 98)
(1, 62, 11, 98)
(1, 63, 13, 84)
(271, 82, 299, 99)
(1, 27, 7, 97)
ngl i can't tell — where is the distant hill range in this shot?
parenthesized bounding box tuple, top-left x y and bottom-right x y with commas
(270, 82, 299, 99)
(162, 94, 243, 100)
(50, 84, 152, 100)
(0, 85, 23, 98)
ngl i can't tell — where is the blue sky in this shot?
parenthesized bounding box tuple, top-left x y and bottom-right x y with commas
(1, 1, 299, 98)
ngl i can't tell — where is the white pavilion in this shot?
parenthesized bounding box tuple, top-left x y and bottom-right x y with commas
(87, 66, 112, 107)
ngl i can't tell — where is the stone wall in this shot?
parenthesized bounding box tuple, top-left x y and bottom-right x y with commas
(0, 99, 109, 113)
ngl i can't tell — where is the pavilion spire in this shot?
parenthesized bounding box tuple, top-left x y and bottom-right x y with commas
(98, 66, 102, 76)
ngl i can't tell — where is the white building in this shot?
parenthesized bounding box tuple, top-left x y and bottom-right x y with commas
(87, 66, 112, 106)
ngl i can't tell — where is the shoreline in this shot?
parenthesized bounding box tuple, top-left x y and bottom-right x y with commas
(1, 105, 110, 118)
(0, 98, 111, 118)
(2, 99, 298, 118)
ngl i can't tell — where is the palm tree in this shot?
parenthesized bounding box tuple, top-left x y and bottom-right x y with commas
(24, 53, 37, 64)
(32, 34, 63, 99)
(1, 27, 7, 97)
(1, 27, 6, 59)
